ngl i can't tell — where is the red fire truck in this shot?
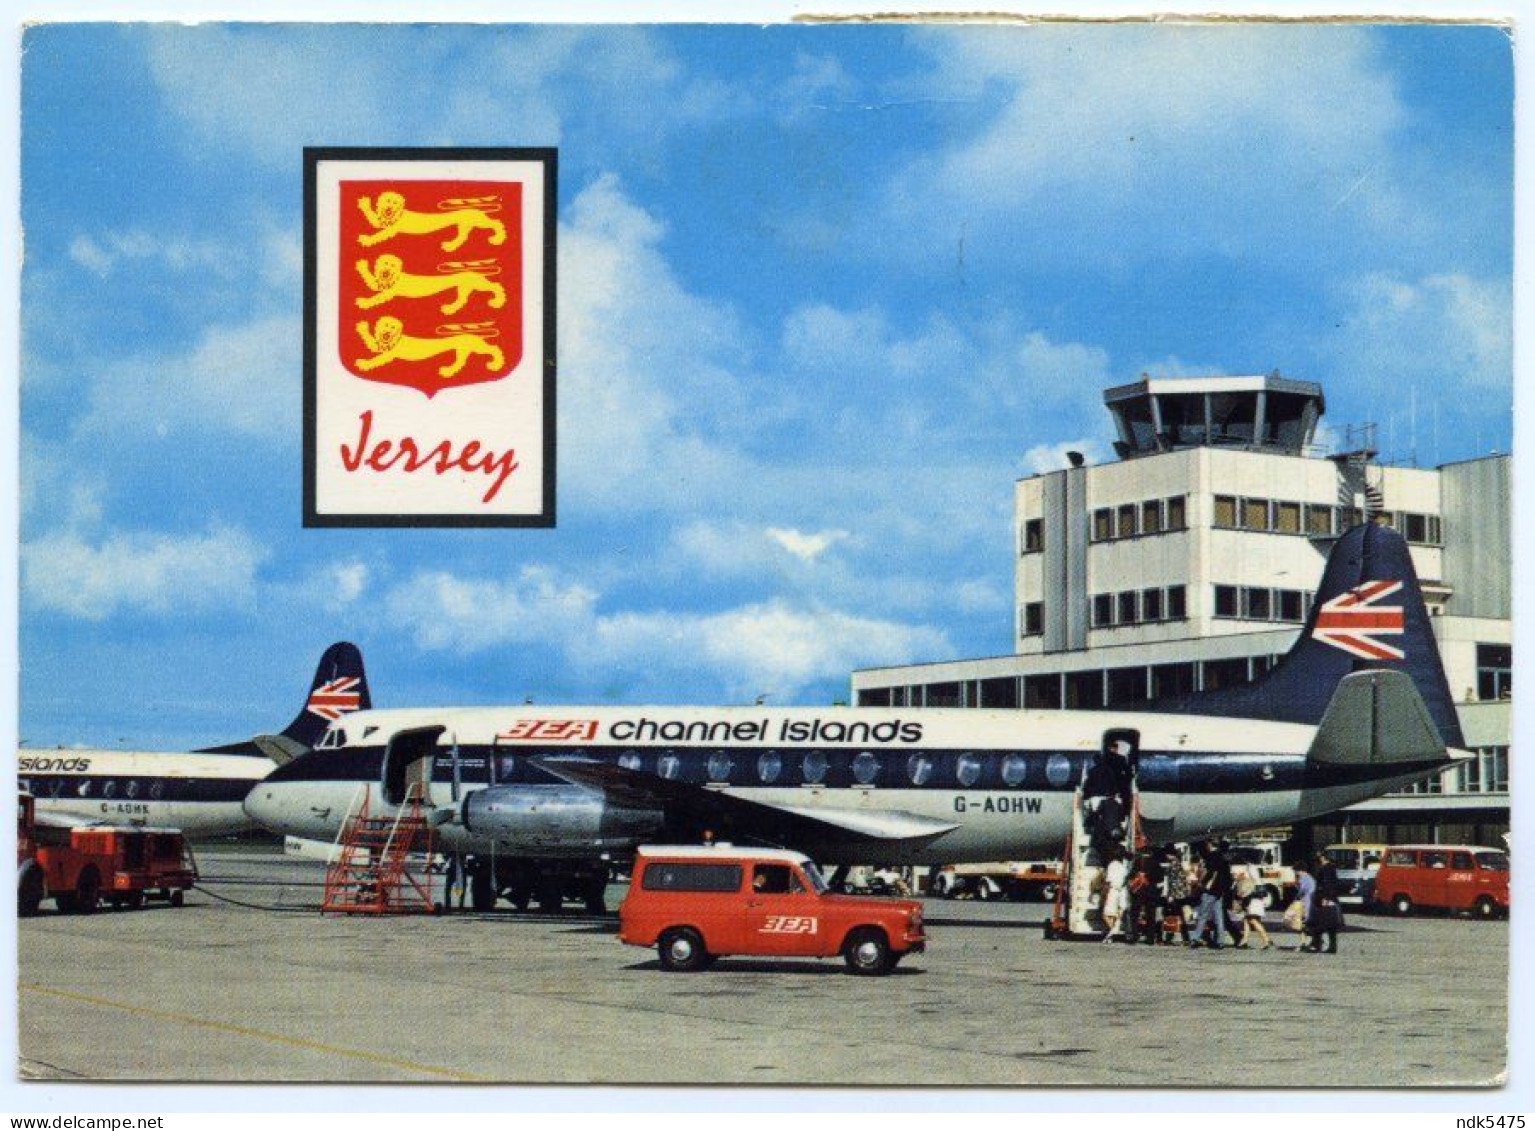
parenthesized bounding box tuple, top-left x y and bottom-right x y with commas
(18, 794, 198, 915)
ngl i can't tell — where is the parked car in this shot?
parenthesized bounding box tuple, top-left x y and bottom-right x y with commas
(619, 845, 925, 975)
(1372, 844, 1509, 919)
(1323, 843, 1388, 906)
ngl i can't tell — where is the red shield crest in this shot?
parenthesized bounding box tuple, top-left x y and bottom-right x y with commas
(338, 178, 523, 397)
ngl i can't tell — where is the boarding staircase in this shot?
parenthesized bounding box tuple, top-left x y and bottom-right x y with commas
(1045, 779, 1145, 940)
(320, 784, 437, 915)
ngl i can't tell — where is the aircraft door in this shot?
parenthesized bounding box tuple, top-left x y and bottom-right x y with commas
(382, 726, 446, 807)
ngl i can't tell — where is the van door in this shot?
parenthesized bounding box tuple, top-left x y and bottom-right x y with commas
(381, 726, 446, 807)
(1418, 849, 1451, 908)
(742, 862, 822, 956)
(1445, 850, 1476, 911)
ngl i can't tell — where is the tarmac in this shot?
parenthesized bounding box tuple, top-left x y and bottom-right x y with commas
(17, 844, 1508, 1087)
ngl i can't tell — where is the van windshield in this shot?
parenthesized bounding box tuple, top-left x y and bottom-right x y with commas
(1228, 847, 1267, 865)
(800, 861, 830, 894)
(1476, 852, 1509, 872)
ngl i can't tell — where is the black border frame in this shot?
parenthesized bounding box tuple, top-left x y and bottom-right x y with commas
(302, 146, 558, 528)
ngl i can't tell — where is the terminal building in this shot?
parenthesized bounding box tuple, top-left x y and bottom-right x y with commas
(853, 374, 1510, 849)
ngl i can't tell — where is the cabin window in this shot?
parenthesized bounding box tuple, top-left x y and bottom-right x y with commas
(1451, 852, 1474, 870)
(1046, 753, 1072, 788)
(102, 781, 117, 799)
(955, 752, 983, 788)
(751, 864, 802, 895)
(907, 754, 934, 786)
(757, 751, 782, 784)
(657, 753, 681, 780)
(149, 781, 165, 800)
(1001, 754, 1028, 787)
(802, 751, 828, 785)
(851, 751, 880, 786)
(707, 752, 733, 782)
(618, 751, 642, 771)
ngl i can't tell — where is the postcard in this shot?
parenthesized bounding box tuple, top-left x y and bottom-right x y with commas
(16, 19, 1512, 1090)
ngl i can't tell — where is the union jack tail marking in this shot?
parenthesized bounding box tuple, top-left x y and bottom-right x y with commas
(1312, 579, 1406, 661)
(307, 677, 363, 721)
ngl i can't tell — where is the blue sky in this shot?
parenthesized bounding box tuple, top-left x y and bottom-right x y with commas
(18, 22, 1513, 748)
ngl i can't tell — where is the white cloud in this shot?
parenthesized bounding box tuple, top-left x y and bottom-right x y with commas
(22, 524, 266, 621)
(384, 567, 599, 653)
(144, 26, 726, 171)
(1022, 439, 1111, 475)
(1334, 272, 1510, 388)
(765, 526, 848, 563)
(381, 565, 950, 701)
(77, 314, 299, 441)
(558, 174, 751, 508)
(884, 24, 1414, 264)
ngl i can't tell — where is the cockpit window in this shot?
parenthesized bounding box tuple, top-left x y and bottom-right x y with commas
(316, 726, 345, 750)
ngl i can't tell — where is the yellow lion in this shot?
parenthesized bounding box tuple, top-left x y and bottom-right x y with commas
(354, 317, 505, 379)
(356, 191, 507, 252)
(355, 255, 506, 315)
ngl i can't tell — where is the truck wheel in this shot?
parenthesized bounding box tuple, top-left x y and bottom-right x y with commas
(17, 864, 44, 918)
(1391, 893, 1413, 917)
(72, 867, 101, 915)
(507, 884, 532, 911)
(582, 875, 608, 913)
(843, 927, 895, 976)
(469, 870, 497, 912)
(169, 890, 185, 908)
(1473, 896, 1500, 920)
(124, 892, 144, 910)
(535, 879, 564, 912)
(657, 927, 710, 972)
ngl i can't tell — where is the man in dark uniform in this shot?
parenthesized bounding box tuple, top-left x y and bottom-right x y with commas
(1308, 851, 1343, 953)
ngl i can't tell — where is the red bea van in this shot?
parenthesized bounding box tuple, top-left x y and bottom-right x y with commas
(618, 845, 925, 975)
(1371, 844, 1509, 919)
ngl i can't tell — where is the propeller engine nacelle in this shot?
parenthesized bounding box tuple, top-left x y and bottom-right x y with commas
(459, 784, 663, 854)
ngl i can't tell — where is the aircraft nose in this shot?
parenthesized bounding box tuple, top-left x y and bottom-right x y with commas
(242, 785, 282, 832)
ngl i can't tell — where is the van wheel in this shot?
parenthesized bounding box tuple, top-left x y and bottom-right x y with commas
(507, 885, 532, 911)
(1391, 893, 1413, 917)
(1473, 896, 1500, 920)
(843, 927, 895, 976)
(974, 881, 993, 902)
(1260, 886, 1280, 908)
(169, 890, 184, 908)
(658, 927, 710, 972)
(72, 867, 101, 915)
(18, 864, 44, 917)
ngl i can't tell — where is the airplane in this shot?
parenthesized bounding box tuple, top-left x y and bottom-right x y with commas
(19, 643, 370, 836)
(242, 524, 1465, 910)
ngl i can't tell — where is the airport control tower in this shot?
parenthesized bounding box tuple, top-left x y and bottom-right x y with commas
(853, 373, 1510, 847)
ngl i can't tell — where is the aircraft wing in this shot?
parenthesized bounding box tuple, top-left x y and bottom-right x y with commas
(531, 756, 959, 849)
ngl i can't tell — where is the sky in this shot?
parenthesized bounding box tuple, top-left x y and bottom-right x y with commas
(17, 21, 1514, 748)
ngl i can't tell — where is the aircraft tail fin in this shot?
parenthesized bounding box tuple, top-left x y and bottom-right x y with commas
(1155, 523, 1464, 747)
(277, 642, 371, 749)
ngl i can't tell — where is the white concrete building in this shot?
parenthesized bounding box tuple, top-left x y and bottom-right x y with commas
(853, 375, 1510, 846)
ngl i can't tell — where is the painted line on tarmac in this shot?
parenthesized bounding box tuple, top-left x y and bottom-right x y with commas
(21, 983, 488, 1082)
